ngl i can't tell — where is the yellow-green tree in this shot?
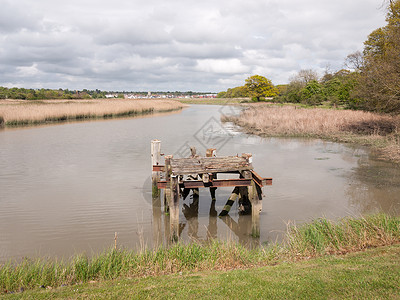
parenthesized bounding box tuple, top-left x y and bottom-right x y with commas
(245, 75, 278, 101)
(355, 0, 400, 113)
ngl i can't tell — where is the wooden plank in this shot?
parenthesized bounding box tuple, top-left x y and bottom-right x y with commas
(157, 178, 253, 189)
(170, 156, 253, 175)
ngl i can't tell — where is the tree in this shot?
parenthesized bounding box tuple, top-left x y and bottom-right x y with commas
(345, 51, 364, 71)
(291, 69, 319, 85)
(300, 80, 324, 106)
(244, 75, 278, 101)
(353, 0, 400, 113)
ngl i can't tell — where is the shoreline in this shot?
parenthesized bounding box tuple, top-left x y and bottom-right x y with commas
(0, 99, 186, 128)
(1, 213, 399, 296)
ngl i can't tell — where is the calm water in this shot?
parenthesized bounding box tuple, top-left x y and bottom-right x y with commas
(1, 105, 400, 262)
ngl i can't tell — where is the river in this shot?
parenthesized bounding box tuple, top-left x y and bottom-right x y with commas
(1, 105, 400, 262)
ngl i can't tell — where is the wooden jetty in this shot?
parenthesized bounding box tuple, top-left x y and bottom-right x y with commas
(151, 140, 272, 240)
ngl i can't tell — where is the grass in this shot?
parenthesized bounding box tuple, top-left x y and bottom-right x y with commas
(9, 244, 400, 299)
(223, 104, 400, 162)
(0, 99, 186, 127)
(1, 213, 400, 296)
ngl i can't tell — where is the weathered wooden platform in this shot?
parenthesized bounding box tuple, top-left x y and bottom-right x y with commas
(151, 140, 272, 240)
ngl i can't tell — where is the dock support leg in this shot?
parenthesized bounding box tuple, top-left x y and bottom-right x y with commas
(219, 187, 240, 217)
(169, 175, 180, 241)
(249, 180, 261, 238)
(151, 140, 161, 198)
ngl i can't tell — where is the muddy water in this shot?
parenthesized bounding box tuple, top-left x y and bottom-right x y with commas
(1, 105, 400, 262)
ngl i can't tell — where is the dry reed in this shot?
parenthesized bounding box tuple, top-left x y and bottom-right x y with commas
(223, 104, 400, 162)
(0, 99, 185, 126)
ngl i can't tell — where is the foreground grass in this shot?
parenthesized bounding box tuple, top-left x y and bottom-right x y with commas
(0, 99, 185, 127)
(1, 214, 400, 296)
(7, 244, 400, 299)
(223, 104, 400, 163)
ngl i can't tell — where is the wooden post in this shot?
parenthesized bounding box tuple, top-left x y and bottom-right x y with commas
(151, 140, 161, 198)
(151, 140, 163, 245)
(164, 155, 173, 213)
(206, 148, 217, 201)
(169, 175, 180, 241)
(248, 180, 261, 237)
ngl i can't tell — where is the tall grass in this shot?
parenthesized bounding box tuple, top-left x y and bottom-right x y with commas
(223, 104, 400, 162)
(286, 214, 400, 258)
(1, 214, 400, 294)
(224, 105, 399, 136)
(0, 99, 185, 127)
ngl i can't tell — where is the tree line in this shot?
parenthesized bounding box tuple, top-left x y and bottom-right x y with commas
(219, 1, 400, 114)
(0, 87, 106, 100)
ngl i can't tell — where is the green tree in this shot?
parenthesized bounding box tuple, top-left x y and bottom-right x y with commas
(245, 75, 278, 101)
(354, 0, 400, 113)
(300, 80, 324, 106)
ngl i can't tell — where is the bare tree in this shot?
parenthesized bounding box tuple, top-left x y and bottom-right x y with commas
(345, 51, 364, 71)
(290, 69, 319, 85)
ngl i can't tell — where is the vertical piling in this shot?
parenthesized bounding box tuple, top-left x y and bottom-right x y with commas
(170, 175, 180, 241)
(206, 148, 217, 201)
(248, 180, 261, 238)
(164, 155, 173, 213)
(151, 140, 163, 245)
(151, 140, 161, 198)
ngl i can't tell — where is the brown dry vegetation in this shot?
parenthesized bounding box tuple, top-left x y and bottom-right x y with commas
(0, 99, 185, 126)
(223, 104, 400, 162)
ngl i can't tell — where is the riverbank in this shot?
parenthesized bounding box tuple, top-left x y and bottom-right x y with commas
(0, 99, 186, 127)
(222, 104, 400, 163)
(1, 214, 400, 296)
(9, 244, 400, 299)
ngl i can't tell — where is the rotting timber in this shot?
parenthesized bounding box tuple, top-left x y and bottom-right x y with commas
(151, 140, 272, 241)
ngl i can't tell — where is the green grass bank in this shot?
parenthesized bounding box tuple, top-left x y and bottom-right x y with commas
(7, 244, 400, 299)
(1, 214, 400, 297)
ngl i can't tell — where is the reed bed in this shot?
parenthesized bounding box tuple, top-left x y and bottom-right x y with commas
(223, 104, 400, 162)
(0, 99, 185, 127)
(1, 214, 399, 294)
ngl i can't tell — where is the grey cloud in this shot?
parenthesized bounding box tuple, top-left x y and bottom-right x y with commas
(0, 0, 388, 91)
(0, 1, 41, 33)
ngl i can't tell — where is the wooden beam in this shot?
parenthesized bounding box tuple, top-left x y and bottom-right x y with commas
(152, 165, 165, 172)
(157, 178, 253, 189)
(251, 170, 272, 187)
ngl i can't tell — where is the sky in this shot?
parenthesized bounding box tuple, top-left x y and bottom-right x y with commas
(0, 0, 388, 92)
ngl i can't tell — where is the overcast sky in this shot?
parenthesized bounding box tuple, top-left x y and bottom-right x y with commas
(0, 0, 388, 92)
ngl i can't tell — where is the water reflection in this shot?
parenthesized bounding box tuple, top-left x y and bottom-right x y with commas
(151, 187, 260, 247)
(346, 157, 400, 215)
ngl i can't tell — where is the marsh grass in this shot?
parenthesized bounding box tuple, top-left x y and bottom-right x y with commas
(1, 214, 400, 294)
(223, 104, 400, 162)
(286, 214, 400, 258)
(0, 99, 185, 127)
